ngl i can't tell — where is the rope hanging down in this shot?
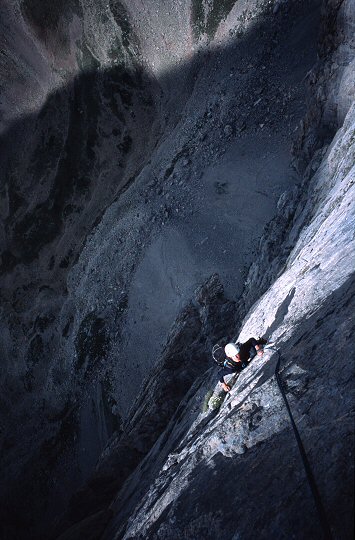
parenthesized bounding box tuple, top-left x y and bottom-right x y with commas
(269, 347, 332, 540)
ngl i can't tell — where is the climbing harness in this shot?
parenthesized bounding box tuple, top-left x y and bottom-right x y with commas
(212, 343, 225, 366)
(269, 346, 333, 540)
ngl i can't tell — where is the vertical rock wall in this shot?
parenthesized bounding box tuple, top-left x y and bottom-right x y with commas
(2, 0, 353, 539)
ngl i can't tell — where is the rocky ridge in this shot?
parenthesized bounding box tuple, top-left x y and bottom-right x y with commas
(0, 0, 354, 539)
(56, 1, 354, 538)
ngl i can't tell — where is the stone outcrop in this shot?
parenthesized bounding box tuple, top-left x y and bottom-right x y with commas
(52, 274, 237, 538)
(98, 2, 354, 536)
(0, 0, 354, 539)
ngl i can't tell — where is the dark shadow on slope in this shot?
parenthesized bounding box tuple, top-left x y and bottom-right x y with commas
(0, 1, 324, 538)
(265, 286, 296, 337)
(0, 63, 157, 274)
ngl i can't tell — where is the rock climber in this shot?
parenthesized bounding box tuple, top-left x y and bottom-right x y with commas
(219, 337, 267, 392)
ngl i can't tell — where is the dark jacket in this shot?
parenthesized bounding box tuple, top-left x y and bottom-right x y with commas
(219, 337, 267, 383)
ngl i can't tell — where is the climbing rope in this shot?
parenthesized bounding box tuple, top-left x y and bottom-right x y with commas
(269, 347, 333, 540)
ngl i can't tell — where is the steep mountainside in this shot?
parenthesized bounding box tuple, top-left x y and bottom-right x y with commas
(0, 0, 354, 539)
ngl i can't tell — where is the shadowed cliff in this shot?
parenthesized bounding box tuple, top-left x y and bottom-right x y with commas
(1, 0, 354, 539)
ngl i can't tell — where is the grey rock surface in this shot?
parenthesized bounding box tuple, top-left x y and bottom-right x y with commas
(52, 273, 237, 538)
(0, 0, 354, 539)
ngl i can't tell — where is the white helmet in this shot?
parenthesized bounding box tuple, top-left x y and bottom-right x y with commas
(224, 342, 240, 358)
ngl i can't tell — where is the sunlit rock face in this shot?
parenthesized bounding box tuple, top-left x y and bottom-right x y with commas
(0, 0, 354, 539)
